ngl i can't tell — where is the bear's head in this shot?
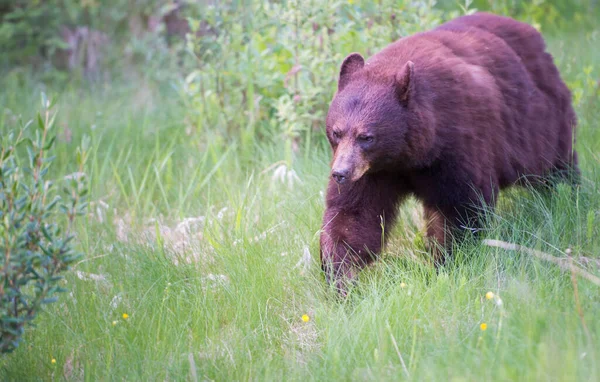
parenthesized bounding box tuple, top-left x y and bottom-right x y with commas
(325, 53, 435, 184)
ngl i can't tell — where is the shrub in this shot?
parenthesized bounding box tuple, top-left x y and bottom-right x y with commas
(183, 0, 444, 165)
(0, 94, 89, 353)
(183, 0, 599, 166)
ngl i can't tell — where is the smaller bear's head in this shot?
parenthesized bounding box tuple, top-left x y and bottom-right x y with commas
(326, 53, 434, 184)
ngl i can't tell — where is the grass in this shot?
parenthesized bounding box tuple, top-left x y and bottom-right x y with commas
(1, 29, 600, 381)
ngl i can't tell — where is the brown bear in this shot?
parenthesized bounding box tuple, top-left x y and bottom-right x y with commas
(319, 12, 578, 294)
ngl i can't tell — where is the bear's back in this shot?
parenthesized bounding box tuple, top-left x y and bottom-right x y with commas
(435, 13, 577, 178)
(436, 12, 573, 111)
(363, 13, 576, 187)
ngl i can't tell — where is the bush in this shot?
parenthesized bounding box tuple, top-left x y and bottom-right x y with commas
(184, 0, 444, 165)
(0, 0, 184, 80)
(183, 0, 599, 165)
(0, 94, 89, 353)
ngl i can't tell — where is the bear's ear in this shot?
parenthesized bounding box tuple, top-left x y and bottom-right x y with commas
(338, 53, 365, 92)
(395, 61, 415, 105)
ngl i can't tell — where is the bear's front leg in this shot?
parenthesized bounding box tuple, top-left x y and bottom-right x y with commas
(424, 188, 494, 266)
(320, 174, 406, 295)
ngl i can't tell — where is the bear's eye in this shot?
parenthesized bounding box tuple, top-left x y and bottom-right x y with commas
(357, 135, 374, 143)
(332, 130, 342, 139)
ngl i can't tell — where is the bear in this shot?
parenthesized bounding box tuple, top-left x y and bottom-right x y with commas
(319, 12, 578, 294)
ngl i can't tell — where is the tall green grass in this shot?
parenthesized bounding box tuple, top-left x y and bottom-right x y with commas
(0, 27, 599, 382)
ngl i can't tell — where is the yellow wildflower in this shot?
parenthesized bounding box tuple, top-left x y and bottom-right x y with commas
(486, 291, 494, 300)
(51, 358, 56, 364)
(480, 323, 487, 331)
(400, 282, 407, 288)
(122, 313, 129, 320)
(302, 314, 310, 322)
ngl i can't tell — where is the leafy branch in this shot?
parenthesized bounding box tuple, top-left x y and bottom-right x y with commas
(0, 94, 89, 354)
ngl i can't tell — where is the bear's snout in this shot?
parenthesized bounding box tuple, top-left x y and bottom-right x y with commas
(331, 142, 355, 183)
(332, 169, 349, 184)
(331, 141, 370, 183)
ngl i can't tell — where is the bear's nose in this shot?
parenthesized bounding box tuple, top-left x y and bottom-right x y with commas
(332, 170, 349, 184)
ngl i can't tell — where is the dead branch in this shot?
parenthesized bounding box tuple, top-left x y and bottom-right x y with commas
(483, 239, 600, 287)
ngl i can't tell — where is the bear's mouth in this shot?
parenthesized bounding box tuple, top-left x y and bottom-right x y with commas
(351, 161, 370, 181)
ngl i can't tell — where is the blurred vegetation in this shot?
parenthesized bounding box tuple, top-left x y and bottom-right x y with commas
(438, 0, 599, 30)
(0, 0, 194, 81)
(2, 0, 597, 76)
(181, 0, 600, 168)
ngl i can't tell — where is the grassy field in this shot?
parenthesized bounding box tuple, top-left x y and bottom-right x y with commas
(1, 25, 600, 382)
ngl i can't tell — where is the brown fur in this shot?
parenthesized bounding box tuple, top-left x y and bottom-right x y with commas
(320, 12, 578, 294)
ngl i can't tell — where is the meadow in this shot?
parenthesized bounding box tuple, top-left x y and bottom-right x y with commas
(1, 2, 600, 381)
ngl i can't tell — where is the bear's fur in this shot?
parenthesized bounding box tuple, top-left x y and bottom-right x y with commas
(320, 12, 578, 293)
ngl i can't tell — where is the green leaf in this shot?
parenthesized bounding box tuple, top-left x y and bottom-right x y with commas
(47, 113, 57, 131)
(43, 136, 56, 151)
(40, 92, 48, 110)
(21, 119, 33, 131)
(37, 113, 45, 131)
(48, 94, 59, 109)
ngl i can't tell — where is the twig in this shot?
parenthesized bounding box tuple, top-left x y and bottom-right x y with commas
(386, 322, 410, 378)
(188, 353, 198, 382)
(569, 255, 592, 344)
(483, 239, 600, 287)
